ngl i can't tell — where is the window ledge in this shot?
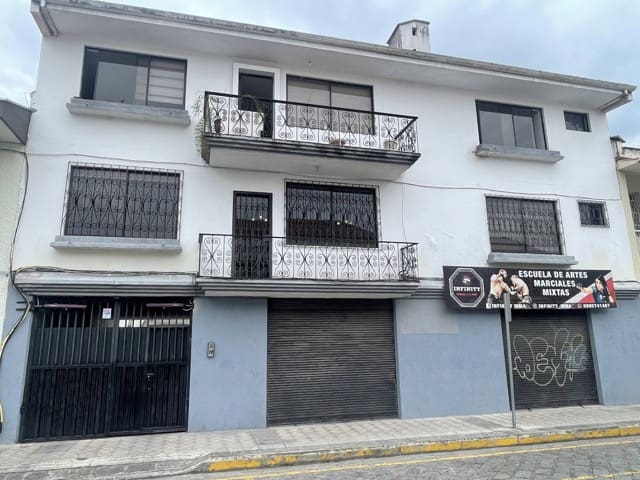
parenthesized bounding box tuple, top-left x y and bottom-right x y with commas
(51, 236, 182, 252)
(66, 98, 191, 126)
(487, 252, 577, 266)
(475, 144, 563, 163)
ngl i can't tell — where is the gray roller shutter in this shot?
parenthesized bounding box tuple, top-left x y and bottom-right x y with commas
(504, 311, 598, 409)
(267, 299, 397, 425)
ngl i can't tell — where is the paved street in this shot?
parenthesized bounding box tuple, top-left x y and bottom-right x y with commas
(174, 436, 640, 480)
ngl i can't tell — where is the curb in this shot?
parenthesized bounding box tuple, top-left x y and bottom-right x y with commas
(205, 424, 640, 473)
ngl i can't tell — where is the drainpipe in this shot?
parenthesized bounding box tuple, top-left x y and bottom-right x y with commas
(600, 89, 633, 113)
(31, 0, 60, 37)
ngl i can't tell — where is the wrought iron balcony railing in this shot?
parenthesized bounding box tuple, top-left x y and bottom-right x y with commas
(203, 92, 419, 154)
(199, 234, 419, 281)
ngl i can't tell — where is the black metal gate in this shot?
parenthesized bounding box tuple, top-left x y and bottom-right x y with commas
(503, 311, 599, 409)
(20, 297, 192, 441)
(267, 299, 397, 425)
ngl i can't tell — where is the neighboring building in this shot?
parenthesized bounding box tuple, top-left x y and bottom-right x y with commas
(1, 0, 638, 442)
(613, 137, 640, 279)
(0, 100, 31, 336)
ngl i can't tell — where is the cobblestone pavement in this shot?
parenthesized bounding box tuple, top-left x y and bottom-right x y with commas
(0, 404, 639, 479)
(177, 436, 640, 480)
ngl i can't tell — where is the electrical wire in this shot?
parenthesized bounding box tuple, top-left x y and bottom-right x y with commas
(0, 150, 30, 432)
(5, 148, 623, 203)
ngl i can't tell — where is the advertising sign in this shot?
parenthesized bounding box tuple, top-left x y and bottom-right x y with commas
(443, 266, 616, 310)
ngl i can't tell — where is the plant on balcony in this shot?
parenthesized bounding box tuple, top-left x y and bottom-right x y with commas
(191, 92, 208, 160)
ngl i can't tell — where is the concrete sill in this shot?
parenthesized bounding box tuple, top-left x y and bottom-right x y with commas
(51, 236, 182, 253)
(475, 144, 563, 163)
(487, 252, 577, 266)
(66, 98, 191, 126)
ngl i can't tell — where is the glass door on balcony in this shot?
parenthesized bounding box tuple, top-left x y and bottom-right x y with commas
(238, 73, 273, 138)
(233, 192, 272, 279)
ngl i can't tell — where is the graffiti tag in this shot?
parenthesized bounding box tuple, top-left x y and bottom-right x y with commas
(512, 328, 587, 387)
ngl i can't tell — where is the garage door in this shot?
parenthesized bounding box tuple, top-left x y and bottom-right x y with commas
(504, 311, 598, 409)
(20, 297, 191, 441)
(267, 299, 397, 425)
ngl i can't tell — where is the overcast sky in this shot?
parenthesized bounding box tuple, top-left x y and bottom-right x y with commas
(2, 0, 638, 144)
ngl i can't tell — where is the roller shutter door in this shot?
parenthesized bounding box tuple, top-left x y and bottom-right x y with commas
(504, 311, 598, 409)
(267, 299, 397, 425)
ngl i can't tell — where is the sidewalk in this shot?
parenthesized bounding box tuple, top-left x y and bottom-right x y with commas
(1, 404, 639, 480)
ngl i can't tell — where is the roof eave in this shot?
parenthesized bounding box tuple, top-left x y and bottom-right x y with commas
(31, 0, 636, 101)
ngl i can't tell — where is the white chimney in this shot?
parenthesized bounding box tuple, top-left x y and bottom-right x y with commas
(387, 20, 431, 53)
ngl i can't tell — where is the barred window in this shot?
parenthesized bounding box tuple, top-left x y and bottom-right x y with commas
(578, 201, 608, 227)
(64, 165, 181, 239)
(286, 182, 378, 247)
(486, 197, 562, 254)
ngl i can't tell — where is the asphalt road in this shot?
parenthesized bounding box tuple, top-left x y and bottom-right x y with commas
(167, 436, 640, 480)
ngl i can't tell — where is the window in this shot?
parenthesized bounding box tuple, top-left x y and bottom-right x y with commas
(477, 101, 546, 149)
(564, 111, 590, 132)
(630, 193, 640, 233)
(286, 182, 378, 247)
(64, 165, 181, 239)
(486, 197, 562, 254)
(287, 76, 373, 111)
(80, 48, 186, 108)
(578, 201, 607, 227)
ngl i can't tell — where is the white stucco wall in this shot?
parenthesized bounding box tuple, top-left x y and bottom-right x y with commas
(13, 32, 635, 283)
(0, 145, 26, 333)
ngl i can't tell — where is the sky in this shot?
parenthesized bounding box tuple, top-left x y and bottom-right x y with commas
(1, 0, 639, 144)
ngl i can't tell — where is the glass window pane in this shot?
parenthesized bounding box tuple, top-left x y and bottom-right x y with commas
(94, 61, 142, 104)
(479, 110, 515, 146)
(147, 59, 186, 107)
(331, 84, 372, 111)
(287, 78, 330, 106)
(513, 114, 536, 148)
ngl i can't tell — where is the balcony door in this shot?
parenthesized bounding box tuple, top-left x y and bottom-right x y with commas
(238, 72, 273, 138)
(233, 192, 272, 279)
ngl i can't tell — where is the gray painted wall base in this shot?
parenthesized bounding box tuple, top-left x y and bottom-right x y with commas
(188, 297, 267, 432)
(395, 299, 510, 418)
(590, 298, 640, 406)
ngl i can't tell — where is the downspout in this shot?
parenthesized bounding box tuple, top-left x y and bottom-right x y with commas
(600, 89, 633, 113)
(31, 0, 60, 37)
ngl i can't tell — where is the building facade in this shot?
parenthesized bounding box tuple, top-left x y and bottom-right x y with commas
(1, 0, 639, 442)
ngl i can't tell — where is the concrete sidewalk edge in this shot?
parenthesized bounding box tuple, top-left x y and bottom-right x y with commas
(202, 424, 640, 474)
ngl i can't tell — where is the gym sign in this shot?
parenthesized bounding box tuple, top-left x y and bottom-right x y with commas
(443, 266, 616, 310)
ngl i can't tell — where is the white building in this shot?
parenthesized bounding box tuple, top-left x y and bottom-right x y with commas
(1, 0, 638, 443)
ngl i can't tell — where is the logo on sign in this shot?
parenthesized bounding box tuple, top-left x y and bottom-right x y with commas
(448, 267, 484, 308)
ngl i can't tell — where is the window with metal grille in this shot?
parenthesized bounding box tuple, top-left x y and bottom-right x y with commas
(64, 165, 181, 239)
(80, 48, 187, 108)
(286, 182, 378, 247)
(630, 193, 640, 234)
(578, 201, 608, 227)
(477, 101, 546, 149)
(486, 196, 562, 254)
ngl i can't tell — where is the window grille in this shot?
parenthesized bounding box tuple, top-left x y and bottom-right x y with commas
(286, 182, 378, 247)
(578, 201, 607, 227)
(64, 165, 181, 239)
(486, 196, 562, 254)
(630, 193, 640, 232)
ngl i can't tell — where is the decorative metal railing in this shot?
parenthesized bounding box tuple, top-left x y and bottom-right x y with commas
(203, 92, 419, 154)
(199, 234, 419, 281)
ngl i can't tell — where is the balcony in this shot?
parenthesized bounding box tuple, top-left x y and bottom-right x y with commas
(201, 92, 420, 180)
(197, 234, 420, 298)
